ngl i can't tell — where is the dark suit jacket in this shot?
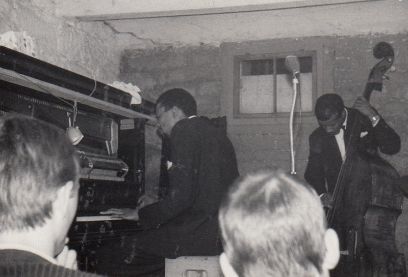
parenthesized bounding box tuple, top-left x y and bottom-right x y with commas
(137, 116, 239, 258)
(0, 249, 102, 277)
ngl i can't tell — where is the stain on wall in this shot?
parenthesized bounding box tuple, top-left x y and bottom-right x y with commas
(120, 45, 222, 117)
(0, 0, 121, 83)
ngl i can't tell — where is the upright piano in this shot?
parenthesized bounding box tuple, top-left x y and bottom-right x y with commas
(0, 46, 155, 272)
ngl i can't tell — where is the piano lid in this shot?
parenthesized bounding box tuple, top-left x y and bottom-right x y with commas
(0, 46, 155, 121)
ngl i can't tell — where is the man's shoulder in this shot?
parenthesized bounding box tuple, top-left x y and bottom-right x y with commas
(178, 116, 212, 127)
(0, 249, 103, 277)
(347, 107, 370, 121)
(309, 126, 326, 140)
(308, 127, 330, 154)
(346, 107, 373, 129)
(172, 116, 219, 136)
(0, 262, 103, 277)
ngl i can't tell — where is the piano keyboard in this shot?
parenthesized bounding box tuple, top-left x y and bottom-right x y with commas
(76, 215, 124, 222)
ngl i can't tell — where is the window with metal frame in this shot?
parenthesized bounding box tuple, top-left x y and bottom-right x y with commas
(234, 52, 315, 118)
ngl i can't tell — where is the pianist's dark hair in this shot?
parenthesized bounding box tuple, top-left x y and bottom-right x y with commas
(156, 88, 197, 116)
(315, 93, 345, 121)
(0, 114, 79, 232)
(219, 170, 326, 277)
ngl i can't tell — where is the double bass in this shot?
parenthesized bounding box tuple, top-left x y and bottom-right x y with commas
(327, 42, 406, 277)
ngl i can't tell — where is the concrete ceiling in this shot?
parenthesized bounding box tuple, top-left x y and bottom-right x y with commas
(54, 0, 405, 48)
(56, 0, 369, 21)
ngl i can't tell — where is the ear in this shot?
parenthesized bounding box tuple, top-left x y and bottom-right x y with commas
(220, 253, 239, 277)
(53, 181, 75, 217)
(322, 228, 340, 270)
(171, 106, 187, 119)
(341, 108, 347, 120)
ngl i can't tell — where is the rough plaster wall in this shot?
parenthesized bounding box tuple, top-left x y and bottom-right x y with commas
(228, 122, 307, 175)
(120, 46, 222, 117)
(120, 33, 408, 264)
(108, 0, 408, 47)
(0, 0, 121, 83)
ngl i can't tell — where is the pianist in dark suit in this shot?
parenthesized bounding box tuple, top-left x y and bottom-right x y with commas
(0, 114, 101, 277)
(99, 88, 239, 275)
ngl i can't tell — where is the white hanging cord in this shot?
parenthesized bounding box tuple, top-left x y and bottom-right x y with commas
(289, 77, 299, 175)
(67, 112, 72, 127)
(73, 100, 78, 126)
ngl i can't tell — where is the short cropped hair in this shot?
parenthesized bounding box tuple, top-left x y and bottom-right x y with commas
(156, 88, 197, 116)
(0, 114, 79, 232)
(315, 94, 344, 121)
(219, 170, 326, 277)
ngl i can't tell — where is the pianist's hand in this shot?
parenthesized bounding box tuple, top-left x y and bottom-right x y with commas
(137, 194, 158, 208)
(100, 208, 139, 221)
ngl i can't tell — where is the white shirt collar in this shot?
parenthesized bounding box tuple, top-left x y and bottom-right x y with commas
(342, 108, 348, 129)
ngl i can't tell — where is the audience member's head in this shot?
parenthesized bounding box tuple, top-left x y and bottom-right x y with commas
(219, 170, 339, 277)
(155, 88, 197, 136)
(315, 94, 346, 135)
(0, 114, 79, 256)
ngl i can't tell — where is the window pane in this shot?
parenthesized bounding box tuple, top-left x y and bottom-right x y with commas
(237, 55, 314, 116)
(276, 72, 313, 112)
(299, 57, 313, 112)
(299, 56, 313, 73)
(299, 73, 313, 112)
(276, 58, 289, 75)
(240, 75, 274, 113)
(241, 59, 274, 76)
(276, 73, 292, 112)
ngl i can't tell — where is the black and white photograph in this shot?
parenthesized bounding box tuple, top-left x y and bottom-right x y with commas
(0, 1, 408, 276)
